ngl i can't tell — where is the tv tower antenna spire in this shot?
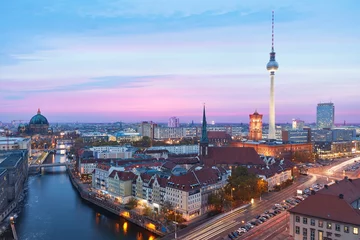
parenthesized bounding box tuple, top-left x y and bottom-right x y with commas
(272, 10, 274, 51)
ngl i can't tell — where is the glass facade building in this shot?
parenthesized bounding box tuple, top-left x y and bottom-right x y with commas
(316, 103, 334, 129)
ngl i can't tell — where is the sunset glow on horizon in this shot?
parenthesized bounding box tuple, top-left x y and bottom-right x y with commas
(1, 0, 359, 123)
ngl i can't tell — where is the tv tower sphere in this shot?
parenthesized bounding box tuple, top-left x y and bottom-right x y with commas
(266, 54, 279, 72)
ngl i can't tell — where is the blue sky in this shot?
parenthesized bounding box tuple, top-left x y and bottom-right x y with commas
(0, 0, 359, 123)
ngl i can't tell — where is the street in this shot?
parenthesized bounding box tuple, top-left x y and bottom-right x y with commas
(176, 155, 359, 240)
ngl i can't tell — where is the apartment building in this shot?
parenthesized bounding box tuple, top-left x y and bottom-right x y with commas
(107, 170, 136, 204)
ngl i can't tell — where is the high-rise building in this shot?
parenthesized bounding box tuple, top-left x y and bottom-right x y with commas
(292, 119, 305, 130)
(266, 11, 279, 140)
(138, 121, 157, 139)
(168, 117, 180, 128)
(316, 103, 335, 129)
(249, 110, 263, 141)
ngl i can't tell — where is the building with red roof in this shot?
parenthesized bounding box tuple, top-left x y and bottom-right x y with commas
(289, 177, 360, 240)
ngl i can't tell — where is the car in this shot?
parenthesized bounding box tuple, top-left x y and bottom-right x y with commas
(260, 217, 267, 222)
(228, 233, 235, 239)
(245, 223, 254, 229)
(274, 210, 281, 214)
(250, 221, 258, 226)
(256, 219, 263, 224)
(264, 210, 270, 214)
(238, 228, 247, 233)
(268, 213, 275, 217)
(256, 215, 261, 219)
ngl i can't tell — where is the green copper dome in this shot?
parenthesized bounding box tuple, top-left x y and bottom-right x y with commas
(30, 109, 49, 125)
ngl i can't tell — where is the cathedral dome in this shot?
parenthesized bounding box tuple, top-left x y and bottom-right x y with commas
(30, 109, 49, 125)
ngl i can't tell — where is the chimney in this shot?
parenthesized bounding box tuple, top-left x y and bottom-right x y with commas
(324, 185, 328, 189)
(339, 194, 344, 199)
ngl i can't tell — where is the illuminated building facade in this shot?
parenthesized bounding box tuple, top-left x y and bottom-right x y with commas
(249, 110, 263, 141)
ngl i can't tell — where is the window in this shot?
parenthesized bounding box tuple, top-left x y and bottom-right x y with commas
(310, 229, 315, 240)
(296, 226, 300, 234)
(303, 217, 308, 224)
(335, 224, 340, 231)
(296, 216, 300, 222)
(344, 226, 349, 233)
(318, 230, 323, 240)
(318, 220, 323, 228)
(310, 219, 315, 226)
(327, 222, 332, 229)
(354, 227, 359, 235)
(303, 228, 308, 237)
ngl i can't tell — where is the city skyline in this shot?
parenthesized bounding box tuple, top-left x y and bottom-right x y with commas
(1, 1, 359, 123)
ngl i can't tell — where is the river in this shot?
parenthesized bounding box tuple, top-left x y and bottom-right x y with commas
(3, 153, 156, 240)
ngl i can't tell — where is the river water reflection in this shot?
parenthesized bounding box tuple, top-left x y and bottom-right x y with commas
(5, 154, 156, 240)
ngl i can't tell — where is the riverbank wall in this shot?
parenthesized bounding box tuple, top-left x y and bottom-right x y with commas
(67, 167, 165, 237)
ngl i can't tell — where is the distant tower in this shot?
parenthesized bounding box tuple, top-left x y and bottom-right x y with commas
(199, 104, 209, 156)
(266, 11, 279, 140)
(168, 116, 180, 127)
(249, 110, 263, 141)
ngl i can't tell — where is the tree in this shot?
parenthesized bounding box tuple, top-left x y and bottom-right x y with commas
(208, 189, 226, 211)
(126, 197, 138, 209)
(226, 166, 268, 202)
(143, 206, 152, 216)
(161, 200, 173, 215)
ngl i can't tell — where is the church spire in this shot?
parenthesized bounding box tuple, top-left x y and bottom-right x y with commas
(199, 104, 209, 157)
(200, 104, 208, 143)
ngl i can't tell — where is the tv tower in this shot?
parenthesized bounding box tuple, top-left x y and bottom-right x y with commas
(266, 11, 279, 140)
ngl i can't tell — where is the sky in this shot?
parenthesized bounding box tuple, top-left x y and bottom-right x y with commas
(0, 0, 359, 123)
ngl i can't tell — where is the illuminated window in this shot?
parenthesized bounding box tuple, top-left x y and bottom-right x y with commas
(354, 227, 359, 235)
(344, 226, 349, 233)
(318, 220, 323, 228)
(327, 222, 332, 229)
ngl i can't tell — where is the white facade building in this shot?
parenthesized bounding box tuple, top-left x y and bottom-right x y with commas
(148, 145, 199, 155)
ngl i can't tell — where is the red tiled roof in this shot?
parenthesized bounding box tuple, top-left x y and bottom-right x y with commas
(289, 178, 360, 226)
(194, 167, 220, 186)
(289, 193, 360, 225)
(317, 178, 360, 204)
(109, 170, 136, 181)
(167, 172, 200, 192)
(247, 159, 294, 178)
(205, 147, 264, 166)
(161, 161, 177, 170)
(157, 176, 169, 188)
(96, 163, 111, 171)
(140, 173, 153, 182)
(208, 131, 231, 139)
(167, 167, 224, 191)
(168, 158, 199, 165)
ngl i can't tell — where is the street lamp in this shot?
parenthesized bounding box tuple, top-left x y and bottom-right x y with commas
(231, 188, 235, 212)
(174, 206, 178, 239)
